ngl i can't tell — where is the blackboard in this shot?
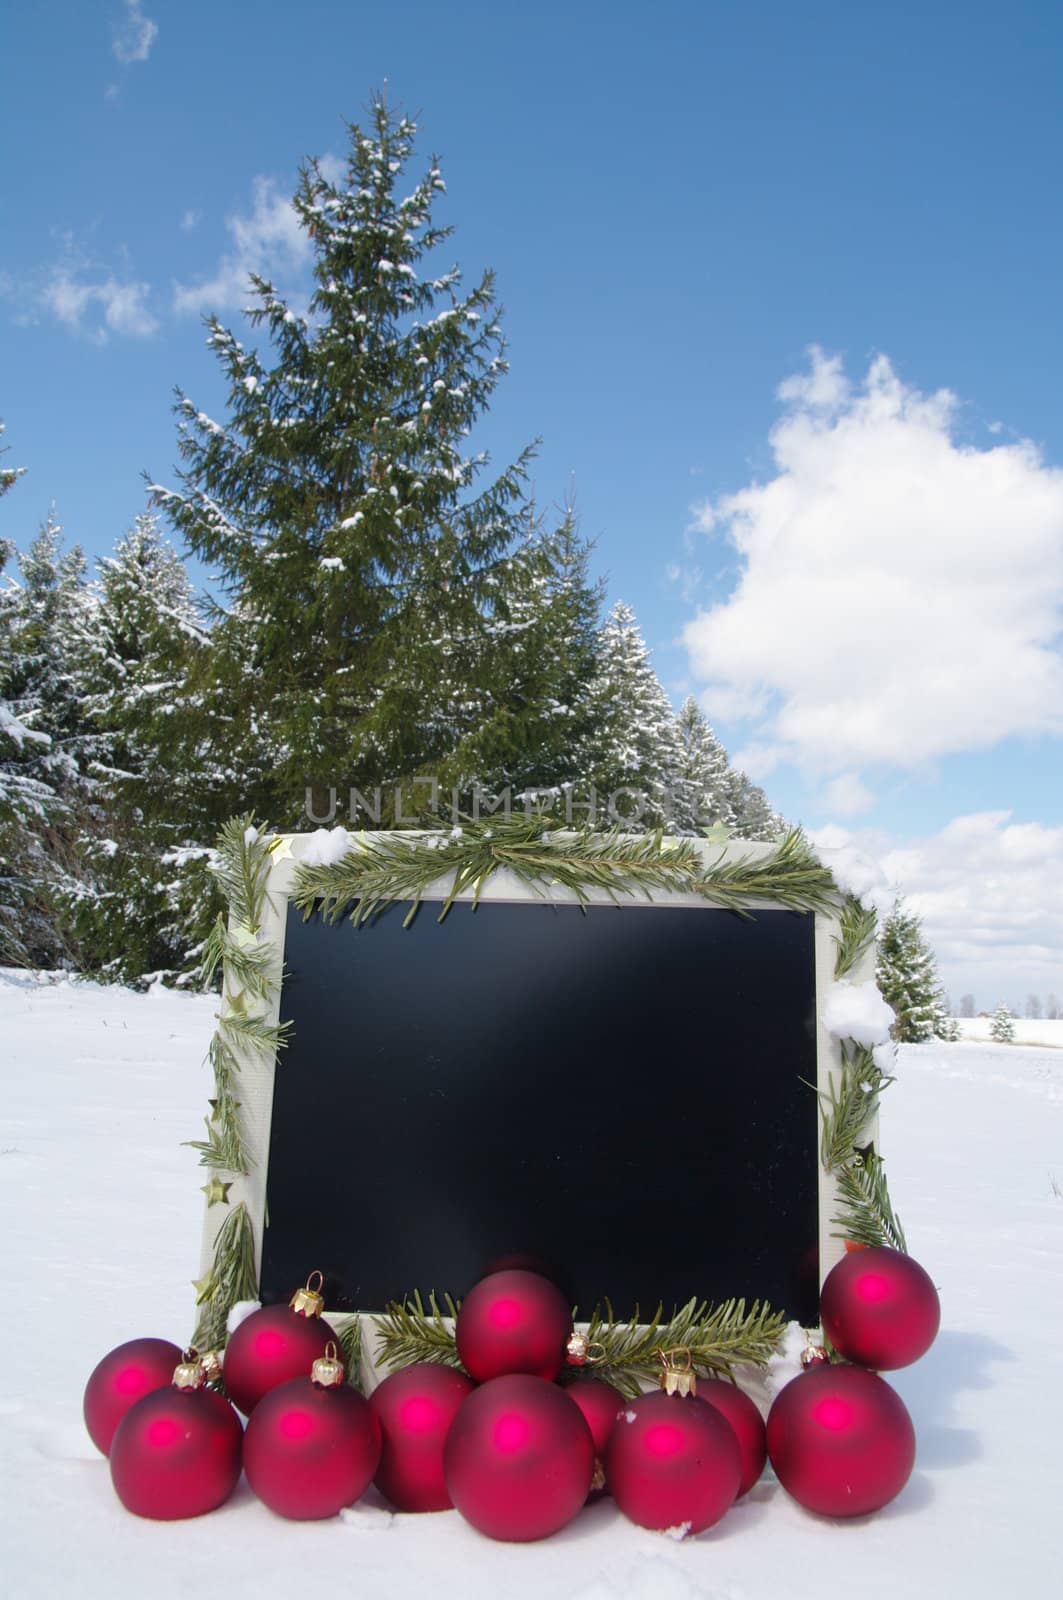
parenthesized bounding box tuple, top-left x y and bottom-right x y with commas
(258, 897, 820, 1324)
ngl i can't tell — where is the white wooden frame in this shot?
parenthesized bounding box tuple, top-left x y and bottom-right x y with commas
(198, 833, 875, 1379)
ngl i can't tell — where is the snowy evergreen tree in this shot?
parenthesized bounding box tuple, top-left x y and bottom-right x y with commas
(726, 766, 785, 842)
(1, 457, 59, 961)
(460, 510, 604, 804)
(876, 902, 949, 1043)
(990, 1003, 1016, 1043)
(152, 97, 561, 828)
(72, 514, 220, 983)
(0, 506, 97, 964)
(0, 420, 24, 500)
(580, 601, 686, 830)
(673, 697, 735, 834)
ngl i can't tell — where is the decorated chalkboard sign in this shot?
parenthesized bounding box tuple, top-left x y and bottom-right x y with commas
(191, 817, 901, 1385)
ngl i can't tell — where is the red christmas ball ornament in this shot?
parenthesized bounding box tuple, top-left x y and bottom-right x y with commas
(243, 1343, 381, 1520)
(369, 1362, 475, 1512)
(455, 1269, 572, 1383)
(564, 1376, 625, 1458)
(605, 1351, 741, 1535)
(694, 1377, 767, 1497)
(767, 1364, 915, 1517)
(564, 1375, 625, 1497)
(222, 1272, 334, 1415)
(109, 1353, 243, 1520)
(83, 1337, 184, 1456)
(444, 1375, 594, 1541)
(820, 1247, 940, 1370)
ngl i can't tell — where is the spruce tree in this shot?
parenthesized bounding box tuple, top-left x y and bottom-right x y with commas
(464, 510, 604, 805)
(581, 601, 686, 830)
(152, 97, 557, 828)
(674, 696, 736, 834)
(726, 766, 784, 842)
(990, 1003, 1016, 1043)
(876, 902, 949, 1043)
(1, 439, 56, 962)
(0, 507, 97, 964)
(73, 513, 219, 982)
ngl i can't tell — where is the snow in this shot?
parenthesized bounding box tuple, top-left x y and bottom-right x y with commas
(1, 976, 1060, 1598)
(300, 825, 354, 865)
(821, 978, 896, 1048)
(807, 830, 895, 918)
(0, 702, 50, 748)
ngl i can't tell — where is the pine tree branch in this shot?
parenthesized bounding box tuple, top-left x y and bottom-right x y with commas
(582, 1298, 789, 1397)
(832, 1153, 908, 1252)
(183, 1103, 248, 1174)
(192, 1202, 257, 1350)
(211, 813, 272, 933)
(819, 1043, 892, 1172)
(373, 1292, 466, 1372)
(293, 815, 701, 927)
(292, 816, 842, 930)
(691, 828, 839, 918)
(326, 1315, 365, 1392)
(834, 895, 878, 979)
(371, 1291, 786, 1396)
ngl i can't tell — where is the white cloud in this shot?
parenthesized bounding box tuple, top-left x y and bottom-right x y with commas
(812, 813, 1063, 1012)
(173, 176, 311, 314)
(42, 268, 157, 341)
(683, 349, 1063, 783)
(112, 1, 158, 64)
(179, 209, 202, 232)
(821, 772, 875, 816)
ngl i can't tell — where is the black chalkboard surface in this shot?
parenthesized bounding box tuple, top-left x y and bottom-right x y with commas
(260, 898, 820, 1324)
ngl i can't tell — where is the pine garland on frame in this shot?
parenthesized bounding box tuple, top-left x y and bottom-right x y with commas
(188, 810, 905, 1363)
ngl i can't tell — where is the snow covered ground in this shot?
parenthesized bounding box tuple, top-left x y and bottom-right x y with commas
(1, 971, 1060, 1598)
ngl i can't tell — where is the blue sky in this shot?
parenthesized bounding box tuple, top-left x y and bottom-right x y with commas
(3, 1, 1062, 1007)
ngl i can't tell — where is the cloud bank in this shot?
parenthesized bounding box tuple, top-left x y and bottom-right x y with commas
(683, 350, 1063, 791)
(812, 812, 1063, 1011)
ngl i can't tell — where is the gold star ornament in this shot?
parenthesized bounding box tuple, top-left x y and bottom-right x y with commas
(201, 1177, 233, 1207)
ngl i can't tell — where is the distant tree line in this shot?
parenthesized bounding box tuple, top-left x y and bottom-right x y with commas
(0, 103, 781, 985)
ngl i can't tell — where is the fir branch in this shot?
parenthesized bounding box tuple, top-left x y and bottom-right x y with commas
(819, 1043, 891, 1172)
(832, 1153, 908, 1252)
(207, 1031, 242, 1097)
(326, 1315, 365, 1392)
(217, 1011, 291, 1056)
(192, 1202, 257, 1350)
(294, 815, 702, 929)
(582, 1297, 788, 1397)
(692, 828, 839, 919)
(833, 896, 878, 979)
(201, 915, 277, 998)
(184, 1105, 248, 1175)
(211, 813, 273, 934)
(373, 1291, 466, 1372)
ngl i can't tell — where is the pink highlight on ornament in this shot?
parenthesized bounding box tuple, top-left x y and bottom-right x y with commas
(812, 1396, 854, 1431)
(256, 1328, 288, 1358)
(146, 1417, 180, 1448)
(643, 1422, 685, 1458)
(115, 1367, 143, 1396)
(488, 1297, 523, 1330)
(493, 1412, 532, 1453)
(279, 1408, 314, 1440)
(857, 1272, 890, 1302)
(399, 1396, 440, 1434)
